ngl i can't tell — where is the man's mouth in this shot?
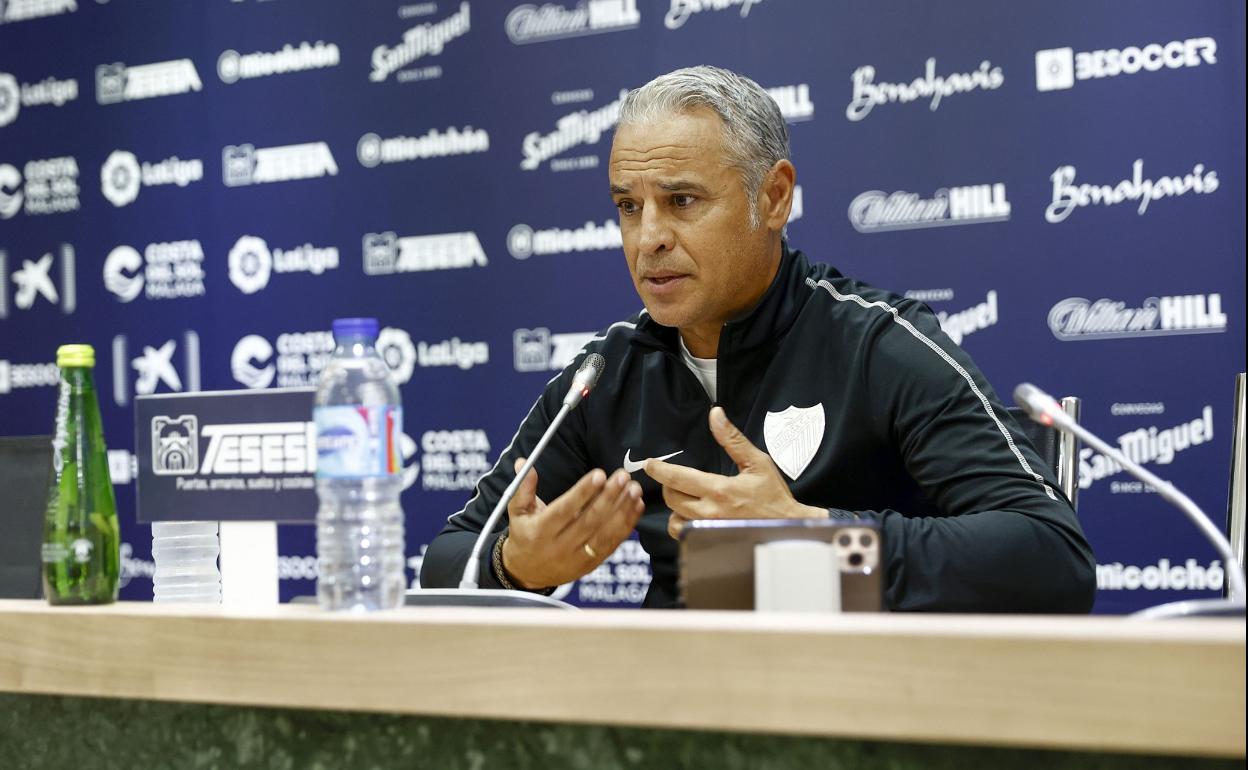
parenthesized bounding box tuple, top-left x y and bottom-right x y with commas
(643, 271, 689, 286)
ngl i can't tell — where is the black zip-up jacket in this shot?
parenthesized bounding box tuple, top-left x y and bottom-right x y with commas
(422, 244, 1097, 612)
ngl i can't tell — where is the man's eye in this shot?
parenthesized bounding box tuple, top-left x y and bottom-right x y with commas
(617, 200, 638, 215)
(673, 194, 695, 208)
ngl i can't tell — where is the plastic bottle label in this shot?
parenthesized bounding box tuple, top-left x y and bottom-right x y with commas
(314, 405, 403, 478)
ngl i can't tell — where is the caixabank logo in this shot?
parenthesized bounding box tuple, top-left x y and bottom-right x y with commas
(110, 330, 201, 407)
(0, 70, 77, 128)
(1035, 36, 1216, 92)
(0, 243, 75, 319)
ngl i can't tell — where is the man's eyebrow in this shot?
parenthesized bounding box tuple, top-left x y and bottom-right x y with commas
(657, 179, 707, 193)
(610, 180, 708, 196)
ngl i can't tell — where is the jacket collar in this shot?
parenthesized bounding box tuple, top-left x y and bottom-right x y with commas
(632, 240, 818, 356)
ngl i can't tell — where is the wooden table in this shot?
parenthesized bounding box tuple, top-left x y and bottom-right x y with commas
(0, 601, 1242, 767)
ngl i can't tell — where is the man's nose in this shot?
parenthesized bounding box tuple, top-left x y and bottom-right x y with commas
(637, 204, 674, 255)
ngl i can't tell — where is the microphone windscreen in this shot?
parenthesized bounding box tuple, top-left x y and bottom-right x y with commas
(1013, 382, 1058, 423)
(578, 353, 606, 389)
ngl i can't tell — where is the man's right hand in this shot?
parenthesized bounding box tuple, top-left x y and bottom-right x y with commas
(501, 457, 645, 589)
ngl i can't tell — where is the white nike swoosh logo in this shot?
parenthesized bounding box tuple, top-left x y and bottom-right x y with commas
(623, 449, 683, 474)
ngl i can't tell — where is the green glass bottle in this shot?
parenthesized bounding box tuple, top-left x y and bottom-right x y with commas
(41, 344, 120, 605)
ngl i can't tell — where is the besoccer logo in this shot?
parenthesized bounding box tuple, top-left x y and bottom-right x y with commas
(1034, 48, 1075, 91)
(152, 415, 199, 476)
(0, 72, 19, 127)
(228, 235, 272, 294)
(100, 150, 141, 207)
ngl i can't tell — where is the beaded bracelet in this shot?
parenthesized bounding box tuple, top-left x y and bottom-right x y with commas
(491, 533, 557, 596)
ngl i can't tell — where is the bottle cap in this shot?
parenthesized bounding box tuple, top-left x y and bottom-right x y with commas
(331, 317, 380, 340)
(56, 344, 95, 368)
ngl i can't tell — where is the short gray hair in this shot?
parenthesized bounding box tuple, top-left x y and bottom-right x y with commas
(617, 65, 790, 228)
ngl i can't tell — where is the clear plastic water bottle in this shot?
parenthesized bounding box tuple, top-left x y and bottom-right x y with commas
(151, 521, 221, 603)
(315, 317, 406, 611)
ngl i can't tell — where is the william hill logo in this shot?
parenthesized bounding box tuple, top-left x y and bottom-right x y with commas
(1048, 293, 1227, 341)
(850, 183, 1010, 233)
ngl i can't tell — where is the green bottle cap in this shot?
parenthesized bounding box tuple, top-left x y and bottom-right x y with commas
(56, 344, 95, 368)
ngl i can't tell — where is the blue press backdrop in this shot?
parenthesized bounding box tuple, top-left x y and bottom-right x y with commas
(0, 0, 1243, 612)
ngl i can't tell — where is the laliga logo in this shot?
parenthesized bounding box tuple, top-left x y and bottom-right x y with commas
(377, 327, 416, 385)
(228, 235, 272, 294)
(0, 72, 19, 127)
(400, 432, 419, 490)
(102, 245, 144, 302)
(100, 150, 141, 207)
(231, 335, 276, 389)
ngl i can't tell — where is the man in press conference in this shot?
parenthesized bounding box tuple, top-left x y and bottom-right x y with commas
(422, 65, 1096, 612)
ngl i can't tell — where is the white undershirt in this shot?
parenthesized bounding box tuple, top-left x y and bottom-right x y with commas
(679, 336, 718, 402)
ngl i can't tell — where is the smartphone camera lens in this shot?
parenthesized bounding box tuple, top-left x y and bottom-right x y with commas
(860, 534, 873, 547)
(838, 534, 852, 547)
(848, 552, 864, 567)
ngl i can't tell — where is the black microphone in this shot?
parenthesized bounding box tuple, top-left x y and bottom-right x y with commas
(1013, 382, 1246, 618)
(457, 353, 606, 590)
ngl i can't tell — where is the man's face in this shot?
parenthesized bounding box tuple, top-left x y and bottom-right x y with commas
(609, 108, 776, 343)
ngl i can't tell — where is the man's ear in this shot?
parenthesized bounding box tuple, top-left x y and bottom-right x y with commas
(760, 160, 797, 231)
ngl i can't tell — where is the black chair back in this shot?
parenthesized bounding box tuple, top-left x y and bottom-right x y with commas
(0, 435, 52, 599)
(1006, 407, 1060, 480)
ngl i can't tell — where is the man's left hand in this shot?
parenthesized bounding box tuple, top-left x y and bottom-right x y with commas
(645, 406, 828, 539)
